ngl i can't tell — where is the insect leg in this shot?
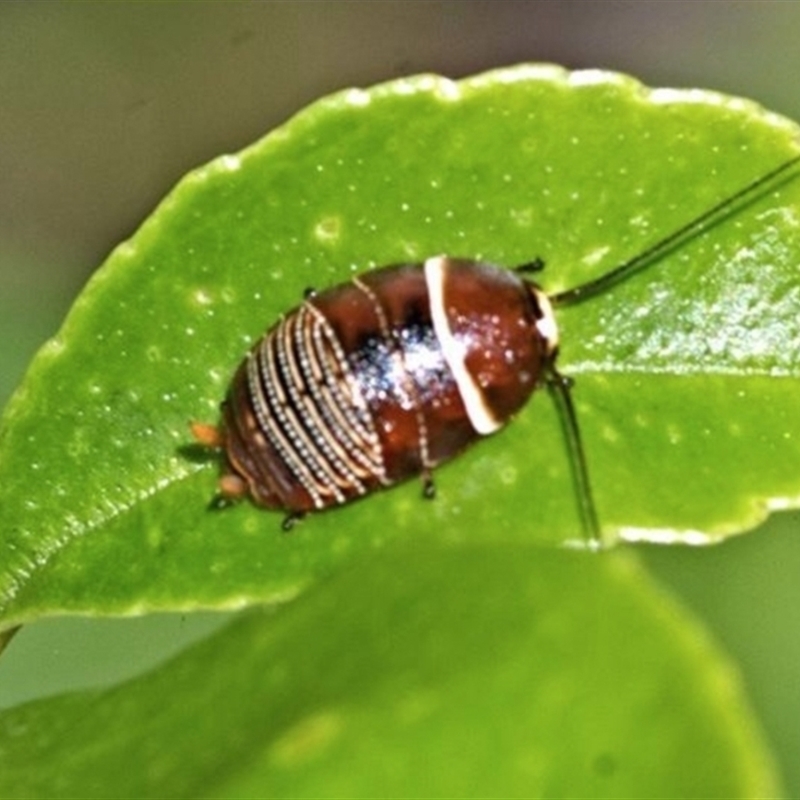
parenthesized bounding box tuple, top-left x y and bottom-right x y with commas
(281, 511, 306, 532)
(514, 257, 546, 274)
(421, 469, 436, 500)
(544, 367, 601, 547)
(208, 494, 238, 512)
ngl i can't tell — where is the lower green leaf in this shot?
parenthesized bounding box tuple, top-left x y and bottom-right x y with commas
(0, 545, 780, 798)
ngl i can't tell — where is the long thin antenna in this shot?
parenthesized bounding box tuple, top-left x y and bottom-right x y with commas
(545, 367, 601, 546)
(551, 153, 800, 308)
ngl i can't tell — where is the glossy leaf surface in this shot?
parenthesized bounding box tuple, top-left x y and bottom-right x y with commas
(1, 65, 800, 624)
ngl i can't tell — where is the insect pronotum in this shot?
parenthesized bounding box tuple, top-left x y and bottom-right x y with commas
(192, 153, 800, 539)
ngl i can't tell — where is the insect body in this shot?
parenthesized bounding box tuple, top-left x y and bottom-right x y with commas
(192, 155, 800, 537)
(192, 257, 560, 528)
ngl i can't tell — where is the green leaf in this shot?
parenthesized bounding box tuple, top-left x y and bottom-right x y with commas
(0, 626, 18, 658)
(0, 545, 781, 798)
(2, 65, 800, 625)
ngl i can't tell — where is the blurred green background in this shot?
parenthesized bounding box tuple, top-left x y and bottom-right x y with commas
(1, 1, 799, 794)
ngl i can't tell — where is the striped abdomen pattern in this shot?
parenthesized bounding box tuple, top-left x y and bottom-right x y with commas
(244, 302, 387, 508)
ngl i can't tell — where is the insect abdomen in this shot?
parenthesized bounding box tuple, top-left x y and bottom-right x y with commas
(221, 300, 388, 512)
(201, 257, 555, 514)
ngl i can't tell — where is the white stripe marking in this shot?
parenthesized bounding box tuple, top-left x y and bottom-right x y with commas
(532, 288, 559, 354)
(424, 256, 502, 435)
